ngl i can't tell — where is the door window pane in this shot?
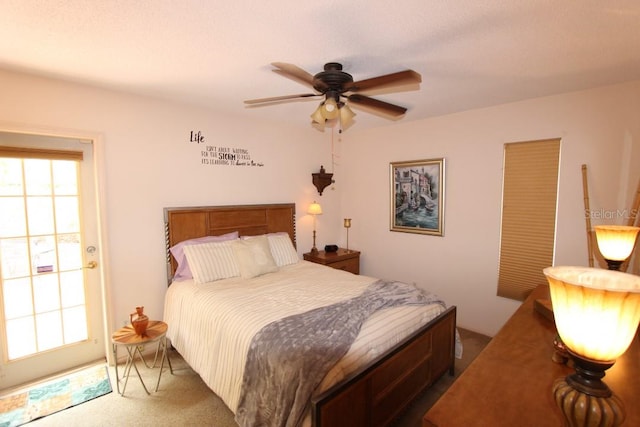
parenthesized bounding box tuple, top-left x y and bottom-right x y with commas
(0, 197, 27, 237)
(0, 238, 29, 279)
(60, 270, 84, 307)
(6, 317, 36, 359)
(2, 277, 33, 318)
(55, 196, 80, 233)
(63, 306, 87, 344)
(52, 160, 78, 196)
(0, 158, 23, 195)
(24, 159, 52, 195)
(58, 234, 82, 271)
(30, 235, 57, 275)
(36, 311, 63, 351)
(33, 274, 60, 313)
(27, 196, 55, 235)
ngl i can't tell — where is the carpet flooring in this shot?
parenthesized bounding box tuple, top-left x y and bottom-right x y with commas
(23, 328, 490, 427)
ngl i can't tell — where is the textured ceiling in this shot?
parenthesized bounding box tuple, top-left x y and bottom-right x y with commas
(1, 1, 639, 131)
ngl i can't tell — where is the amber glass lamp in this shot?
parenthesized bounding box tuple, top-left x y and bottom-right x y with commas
(544, 266, 640, 427)
(307, 202, 323, 255)
(594, 225, 640, 270)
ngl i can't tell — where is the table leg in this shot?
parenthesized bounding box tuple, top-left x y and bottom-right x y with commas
(113, 343, 121, 395)
(115, 344, 150, 396)
(155, 336, 174, 392)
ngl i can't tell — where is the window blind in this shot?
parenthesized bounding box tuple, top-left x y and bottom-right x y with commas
(497, 138, 561, 301)
(0, 145, 83, 161)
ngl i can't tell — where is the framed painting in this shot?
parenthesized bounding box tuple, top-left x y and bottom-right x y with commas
(390, 158, 445, 236)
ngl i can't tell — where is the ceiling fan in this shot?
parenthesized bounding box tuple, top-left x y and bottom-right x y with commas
(244, 62, 422, 131)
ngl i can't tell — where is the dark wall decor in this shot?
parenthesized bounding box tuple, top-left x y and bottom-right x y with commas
(312, 165, 334, 195)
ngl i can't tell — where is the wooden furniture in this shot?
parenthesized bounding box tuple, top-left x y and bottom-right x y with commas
(423, 285, 640, 427)
(111, 320, 173, 396)
(304, 248, 360, 274)
(164, 203, 296, 282)
(164, 203, 457, 427)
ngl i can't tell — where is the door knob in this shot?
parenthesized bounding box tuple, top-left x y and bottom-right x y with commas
(85, 261, 98, 269)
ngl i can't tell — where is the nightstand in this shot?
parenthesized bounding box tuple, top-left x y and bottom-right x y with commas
(303, 248, 360, 274)
(111, 320, 173, 396)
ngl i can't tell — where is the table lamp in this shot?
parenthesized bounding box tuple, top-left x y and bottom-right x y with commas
(344, 218, 352, 252)
(594, 225, 640, 270)
(544, 266, 640, 427)
(308, 202, 322, 255)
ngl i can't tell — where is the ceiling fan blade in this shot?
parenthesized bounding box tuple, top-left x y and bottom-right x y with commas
(347, 94, 407, 117)
(347, 70, 422, 93)
(271, 62, 315, 89)
(244, 93, 319, 105)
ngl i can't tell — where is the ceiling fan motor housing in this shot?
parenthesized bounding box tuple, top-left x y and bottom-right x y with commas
(313, 62, 353, 96)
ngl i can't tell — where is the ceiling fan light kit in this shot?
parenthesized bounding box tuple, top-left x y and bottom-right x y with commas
(245, 62, 422, 131)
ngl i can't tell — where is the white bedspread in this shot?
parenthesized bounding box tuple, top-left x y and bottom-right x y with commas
(163, 261, 447, 414)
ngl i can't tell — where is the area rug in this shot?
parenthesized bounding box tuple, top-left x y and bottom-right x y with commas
(0, 364, 112, 427)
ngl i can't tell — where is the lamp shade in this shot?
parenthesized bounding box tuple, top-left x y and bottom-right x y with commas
(544, 266, 640, 362)
(310, 106, 325, 124)
(321, 98, 339, 120)
(594, 225, 640, 261)
(307, 202, 323, 215)
(339, 104, 356, 129)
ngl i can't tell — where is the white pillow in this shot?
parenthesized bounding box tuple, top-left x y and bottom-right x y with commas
(183, 241, 239, 284)
(231, 235, 278, 278)
(267, 233, 299, 266)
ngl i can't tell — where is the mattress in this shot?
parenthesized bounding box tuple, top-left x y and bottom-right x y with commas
(163, 260, 447, 414)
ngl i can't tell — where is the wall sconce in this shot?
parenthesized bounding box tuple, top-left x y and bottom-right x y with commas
(312, 165, 334, 196)
(594, 225, 640, 270)
(544, 266, 640, 427)
(307, 201, 323, 255)
(344, 218, 352, 252)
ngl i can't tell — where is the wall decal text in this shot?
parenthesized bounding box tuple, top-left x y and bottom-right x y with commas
(190, 131, 264, 167)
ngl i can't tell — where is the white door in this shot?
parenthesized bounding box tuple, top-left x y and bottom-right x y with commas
(0, 131, 105, 389)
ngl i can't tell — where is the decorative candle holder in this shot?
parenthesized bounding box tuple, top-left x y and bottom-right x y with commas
(344, 218, 352, 252)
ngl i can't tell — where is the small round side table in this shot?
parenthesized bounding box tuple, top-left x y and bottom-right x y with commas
(111, 320, 173, 396)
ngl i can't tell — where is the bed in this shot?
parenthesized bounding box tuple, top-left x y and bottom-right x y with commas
(163, 203, 458, 427)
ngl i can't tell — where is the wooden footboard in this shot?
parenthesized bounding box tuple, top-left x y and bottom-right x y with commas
(311, 306, 456, 427)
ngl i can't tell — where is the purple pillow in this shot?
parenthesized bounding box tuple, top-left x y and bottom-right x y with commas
(170, 232, 239, 280)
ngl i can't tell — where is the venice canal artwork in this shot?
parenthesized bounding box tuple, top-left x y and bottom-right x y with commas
(393, 163, 440, 231)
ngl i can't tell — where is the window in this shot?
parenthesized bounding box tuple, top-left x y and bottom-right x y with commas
(497, 138, 561, 301)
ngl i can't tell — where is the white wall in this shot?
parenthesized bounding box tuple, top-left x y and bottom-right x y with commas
(0, 69, 344, 338)
(340, 80, 640, 336)
(2, 68, 638, 340)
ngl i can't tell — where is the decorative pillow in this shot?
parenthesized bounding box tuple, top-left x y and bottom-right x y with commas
(267, 232, 299, 266)
(183, 241, 240, 284)
(170, 232, 239, 280)
(231, 235, 278, 279)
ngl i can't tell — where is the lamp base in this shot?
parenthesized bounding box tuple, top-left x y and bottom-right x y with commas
(553, 378, 625, 427)
(310, 247, 319, 255)
(552, 351, 625, 427)
(605, 259, 624, 270)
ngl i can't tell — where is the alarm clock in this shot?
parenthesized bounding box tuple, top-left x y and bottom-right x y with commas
(324, 245, 338, 253)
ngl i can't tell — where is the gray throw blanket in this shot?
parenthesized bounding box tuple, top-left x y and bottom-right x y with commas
(234, 279, 445, 427)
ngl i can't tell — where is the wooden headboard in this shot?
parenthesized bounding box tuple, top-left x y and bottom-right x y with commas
(164, 203, 296, 282)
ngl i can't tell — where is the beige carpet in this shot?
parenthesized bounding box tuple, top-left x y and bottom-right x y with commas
(29, 328, 490, 427)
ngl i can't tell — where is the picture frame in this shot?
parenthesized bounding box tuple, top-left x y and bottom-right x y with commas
(390, 158, 445, 236)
